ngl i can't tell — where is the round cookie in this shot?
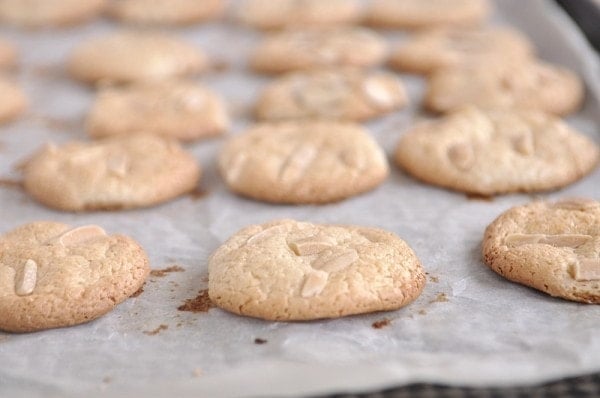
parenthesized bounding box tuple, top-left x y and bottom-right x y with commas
(0, 222, 149, 332)
(250, 27, 388, 74)
(389, 27, 534, 74)
(255, 68, 408, 122)
(483, 198, 600, 304)
(67, 31, 208, 84)
(107, 0, 224, 26)
(23, 134, 201, 211)
(219, 121, 389, 204)
(394, 107, 599, 196)
(366, 0, 490, 29)
(425, 60, 584, 116)
(237, 0, 363, 30)
(209, 219, 426, 320)
(0, 38, 17, 69)
(0, 78, 27, 124)
(0, 0, 105, 28)
(86, 80, 229, 141)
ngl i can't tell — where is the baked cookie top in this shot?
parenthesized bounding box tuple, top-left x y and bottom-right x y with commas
(389, 27, 534, 74)
(219, 121, 389, 204)
(255, 68, 408, 122)
(395, 107, 599, 195)
(0, 0, 105, 28)
(0, 77, 27, 124)
(425, 60, 584, 116)
(483, 199, 600, 303)
(237, 0, 363, 30)
(86, 80, 229, 141)
(0, 38, 17, 69)
(366, 0, 490, 29)
(209, 219, 426, 320)
(0, 222, 149, 332)
(107, 0, 224, 26)
(67, 31, 208, 84)
(250, 27, 388, 74)
(23, 134, 201, 211)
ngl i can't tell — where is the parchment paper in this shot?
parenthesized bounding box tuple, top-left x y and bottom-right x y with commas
(0, 1, 599, 397)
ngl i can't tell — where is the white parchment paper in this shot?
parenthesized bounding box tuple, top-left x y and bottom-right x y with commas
(0, 1, 599, 397)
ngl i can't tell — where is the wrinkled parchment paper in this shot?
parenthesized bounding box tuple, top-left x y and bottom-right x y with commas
(0, 1, 599, 397)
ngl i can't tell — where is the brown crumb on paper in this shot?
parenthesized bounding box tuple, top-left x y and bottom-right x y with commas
(143, 324, 168, 336)
(372, 318, 391, 329)
(178, 289, 213, 313)
(150, 265, 185, 277)
(429, 275, 439, 283)
(466, 192, 494, 202)
(102, 376, 112, 384)
(418, 309, 427, 315)
(189, 186, 209, 201)
(130, 284, 144, 298)
(192, 368, 203, 377)
(254, 338, 267, 345)
(431, 293, 449, 303)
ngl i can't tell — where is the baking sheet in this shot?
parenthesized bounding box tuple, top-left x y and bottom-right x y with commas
(0, 1, 599, 397)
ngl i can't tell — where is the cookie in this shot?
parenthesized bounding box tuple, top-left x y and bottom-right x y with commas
(86, 80, 229, 142)
(107, 0, 224, 26)
(366, 0, 490, 29)
(237, 0, 363, 30)
(0, 0, 105, 28)
(0, 78, 27, 124)
(67, 31, 208, 84)
(219, 121, 389, 204)
(394, 107, 599, 195)
(23, 134, 201, 211)
(209, 219, 426, 320)
(250, 27, 388, 74)
(425, 60, 584, 116)
(0, 222, 149, 332)
(483, 199, 600, 304)
(255, 68, 408, 122)
(389, 27, 534, 74)
(0, 38, 17, 69)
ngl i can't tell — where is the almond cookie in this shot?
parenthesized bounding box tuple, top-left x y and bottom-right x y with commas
(67, 31, 208, 84)
(0, 78, 27, 124)
(237, 0, 363, 30)
(255, 69, 408, 122)
(23, 134, 200, 211)
(366, 0, 490, 29)
(0, 222, 150, 332)
(0, 0, 105, 28)
(425, 60, 584, 116)
(250, 27, 388, 74)
(389, 27, 534, 75)
(395, 107, 599, 195)
(483, 199, 600, 304)
(107, 0, 224, 26)
(209, 219, 426, 320)
(86, 80, 229, 141)
(0, 38, 17, 69)
(219, 121, 389, 204)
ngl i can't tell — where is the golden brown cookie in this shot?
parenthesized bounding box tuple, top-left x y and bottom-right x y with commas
(107, 0, 224, 26)
(0, 77, 27, 124)
(0, 222, 149, 332)
(0, 38, 17, 69)
(0, 0, 105, 28)
(483, 199, 600, 304)
(209, 219, 426, 320)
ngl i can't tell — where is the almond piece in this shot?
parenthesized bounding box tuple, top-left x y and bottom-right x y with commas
(15, 259, 38, 296)
(552, 198, 598, 211)
(573, 259, 600, 281)
(363, 77, 395, 109)
(289, 236, 335, 256)
(106, 153, 129, 177)
(246, 224, 288, 245)
(278, 144, 317, 183)
(300, 270, 329, 298)
(505, 233, 592, 248)
(53, 225, 107, 246)
(312, 249, 359, 273)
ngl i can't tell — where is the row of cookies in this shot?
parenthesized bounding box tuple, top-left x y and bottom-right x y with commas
(3, 197, 598, 332)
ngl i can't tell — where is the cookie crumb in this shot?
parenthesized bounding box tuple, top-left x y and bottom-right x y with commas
(431, 293, 449, 303)
(466, 192, 494, 201)
(210, 59, 230, 73)
(192, 368, 203, 377)
(418, 309, 427, 315)
(254, 338, 267, 344)
(150, 265, 185, 277)
(189, 187, 209, 201)
(0, 178, 23, 190)
(130, 284, 144, 297)
(429, 275, 439, 283)
(143, 324, 168, 335)
(102, 376, 112, 384)
(178, 289, 213, 313)
(372, 318, 391, 329)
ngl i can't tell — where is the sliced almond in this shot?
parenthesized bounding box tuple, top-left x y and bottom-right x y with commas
(506, 233, 592, 248)
(278, 144, 317, 183)
(15, 259, 37, 296)
(573, 259, 600, 281)
(447, 142, 475, 171)
(224, 153, 247, 184)
(363, 77, 395, 109)
(504, 233, 546, 246)
(289, 236, 335, 256)
(50, 225, 107, 246)
(552, 198, 598, 211)
(246, 224, 288, 245)
(300, 270, 329, 298)
(312, 249, 359, 273)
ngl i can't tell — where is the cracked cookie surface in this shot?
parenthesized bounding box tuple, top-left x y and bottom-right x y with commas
(209, 219, 425, 320)
(0, 222, 149, 332)
(482, 199, 600, 303)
